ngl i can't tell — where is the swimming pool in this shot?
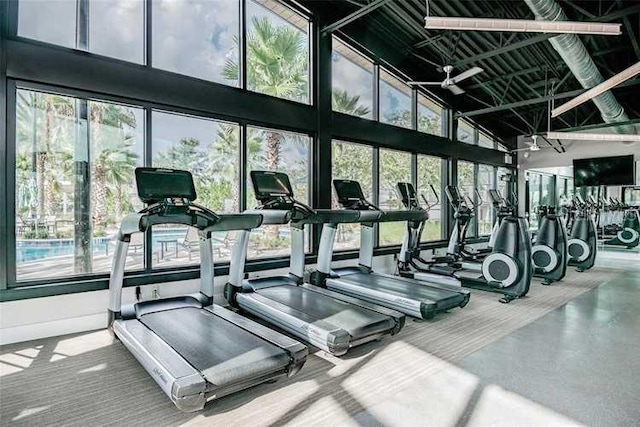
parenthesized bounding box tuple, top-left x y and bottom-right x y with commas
(16, 229, 189, 263)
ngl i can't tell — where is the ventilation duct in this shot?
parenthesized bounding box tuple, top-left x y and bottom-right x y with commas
(524, 0, 635, 134)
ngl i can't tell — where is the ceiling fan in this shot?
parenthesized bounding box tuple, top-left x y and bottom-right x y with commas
(407, 65, 484, 95)
(510, 135, 557, 153)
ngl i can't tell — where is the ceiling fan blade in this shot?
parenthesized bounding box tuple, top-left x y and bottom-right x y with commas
(407, 81, 442, 86)
(451, 66, 484, 84)
(510, 147, 534, 152)
(448, 84, 465, 95)
(551, 61, 640, 117)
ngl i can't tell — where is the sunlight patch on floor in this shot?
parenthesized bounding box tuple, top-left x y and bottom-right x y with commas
(78, 362, 107, 373)
(11, 406, 51, 421)
(52, 330, 114, 357)
(342, 341, 479, 427)
(467, 384, 584, 427)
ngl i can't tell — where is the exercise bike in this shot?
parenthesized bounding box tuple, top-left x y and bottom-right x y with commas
(602, 198, 640, 249)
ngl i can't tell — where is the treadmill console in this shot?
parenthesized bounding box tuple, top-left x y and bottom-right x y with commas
(136, 168, 197, 204)
(251, 171, 294, 202)
(333, 179, 374, 210)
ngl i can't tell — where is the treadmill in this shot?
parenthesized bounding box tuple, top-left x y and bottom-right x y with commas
(309, 179, 470, 320)
(224, 171, 405, 356)
(108, 168, 307, 412)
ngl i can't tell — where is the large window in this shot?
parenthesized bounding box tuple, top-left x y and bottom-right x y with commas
(457, 161, 476, 237)
(18, 0, 145, 64)
(245, 0, 310, 104)
(152, 0, 240, 86)
(528, 172, 542, 229)
(379, 69, 412, 129)
(417, 93, 443, 136)
(378, 149, 412, 245)
(332, 38, 374, 119)
(15, 89, 144, 281)
(457, 119, 474, 144)
(477, 164, 496, 236)
(152, 111, 240, 267)
(332, 141, 374, 250)
(246, 126, 311, 258)
(478, 132, 494, 149)
(417, 155, 444, 241)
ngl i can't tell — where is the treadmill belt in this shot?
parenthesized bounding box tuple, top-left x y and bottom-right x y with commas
(140, 307, 290, 386)
(255, 286, 395, 338)
(339, 273, 463, 305)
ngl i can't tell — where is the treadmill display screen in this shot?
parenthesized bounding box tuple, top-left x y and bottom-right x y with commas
(251, 171, 294, 200)
(334, 179, 365, 203)
(135, 168, 197, 203)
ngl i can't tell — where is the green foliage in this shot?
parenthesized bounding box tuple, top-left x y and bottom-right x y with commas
(332, 89, 370, 117)
(224, 17, 308, 103)
(23, 229, 50, 239)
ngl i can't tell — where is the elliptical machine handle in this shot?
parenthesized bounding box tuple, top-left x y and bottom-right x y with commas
(420, 184, 440, 211)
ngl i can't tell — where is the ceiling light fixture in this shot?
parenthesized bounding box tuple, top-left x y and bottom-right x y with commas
(424, 17, 622, 36)
(545, 132, 640, 142)
(551, 61, 640, 117)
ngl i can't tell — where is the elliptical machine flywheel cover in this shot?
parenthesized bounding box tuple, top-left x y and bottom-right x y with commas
(531, 244, 558, 273)
(567, 238, 590, 262)
(617, 228, 639, 244)
(482, 253, 519, 288)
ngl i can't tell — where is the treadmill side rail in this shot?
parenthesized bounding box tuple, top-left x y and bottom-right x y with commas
(236, 292, 351, 356)
(325, 278, 427, 319)
(113, 319, 207, 412)
(206, 304, 307, 375)
(299, 283, 405, 334)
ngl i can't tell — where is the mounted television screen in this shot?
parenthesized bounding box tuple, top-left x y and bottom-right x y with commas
(573, 155, 634, 187)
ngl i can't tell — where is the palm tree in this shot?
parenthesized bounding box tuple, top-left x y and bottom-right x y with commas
(16, 91, 75, 219)
(90, 103, 137, 228)
(223, 16, 308, 172)
(209, 124, 240, 212)
(332, 89, 370, 117)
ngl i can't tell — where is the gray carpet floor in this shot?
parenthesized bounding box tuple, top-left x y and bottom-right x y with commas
(0, 267, 619, 427)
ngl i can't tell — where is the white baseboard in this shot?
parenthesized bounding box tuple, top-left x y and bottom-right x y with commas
(0, 313, 106, 346)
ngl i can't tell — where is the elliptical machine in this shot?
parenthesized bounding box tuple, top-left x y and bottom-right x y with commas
(567, 195, 598, 272)
(603, 198, 640, 248)
(488, 190, 567, 285)
(402, 183, 533, 303)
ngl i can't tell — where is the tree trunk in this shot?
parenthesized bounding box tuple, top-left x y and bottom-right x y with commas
(114, 184, 123, 221)
(264, 131, 282, 244)
(265, 131, 281, 171)
(92, 164, 107, 228)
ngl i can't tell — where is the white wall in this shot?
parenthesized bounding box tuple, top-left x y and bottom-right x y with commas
(0, 255, 399, 346)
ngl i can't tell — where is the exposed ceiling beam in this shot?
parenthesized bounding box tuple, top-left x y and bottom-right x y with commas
(455, 77, 640, 118)
(555, 117, 640, 132)
(322, 0, 392, 35)
(451, 34, 556, 68)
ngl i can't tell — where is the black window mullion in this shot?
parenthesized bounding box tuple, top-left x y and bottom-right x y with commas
(240, 124, 247, 212)
(411, 152, 417, 190)
(6, 0, 18, 37)
(240, 0, 247, 90)
(145, 0, 152, 67)
(4, 82, 17, 288)
(76, 0, 89, 51)
(373, 64, 379, 121)
(373, 146, 379, 247)
(144, 107, 153, 273)
(411, 88, 417, 131)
